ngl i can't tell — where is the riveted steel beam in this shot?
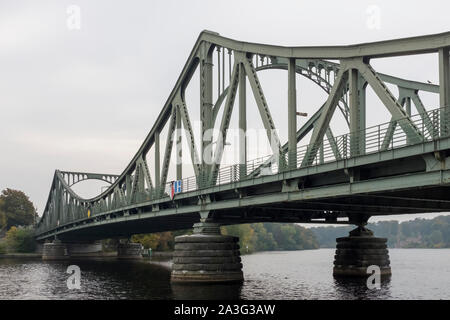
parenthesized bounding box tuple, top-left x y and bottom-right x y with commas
(302, 67, 348, 167)
(439, 48, 450, 136)
(288, 58, 297, 168)
(176, 106, 182, 181)
(243, 54, 282, 159)
(175, 95, 201, 180)
(154, 130, 160, 190)
(200, 42, 214, 171)
(160, 105, 177, 194)
(239, 63, 247, 179)
(209, 60, 240, 185)
(353, 59, 423, 145)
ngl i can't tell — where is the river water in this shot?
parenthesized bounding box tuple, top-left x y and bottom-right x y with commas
(0, 249, 449, 300)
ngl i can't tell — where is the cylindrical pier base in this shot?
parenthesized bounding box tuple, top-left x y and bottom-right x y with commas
(42, 241, 68, 260)
(333, 226, 391, 277)
(117, 243, 143, 260)
(171, 223, 243, 284)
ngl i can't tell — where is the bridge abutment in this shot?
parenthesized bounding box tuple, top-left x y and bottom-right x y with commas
(117, 242, 143, 259)
(171, 222, 244, 284)
(66, 241, 103, 258)
(42, 240, 68, 260)
(333, 226, 391, 278)
(42, 240, 105, 260)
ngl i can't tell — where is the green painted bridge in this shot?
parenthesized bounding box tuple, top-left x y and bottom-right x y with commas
(36, 31, 450, 243)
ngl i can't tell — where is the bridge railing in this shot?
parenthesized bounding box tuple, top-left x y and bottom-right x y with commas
(76, 107, 446, 213)
(164, 107, 444, 197)
(295, 107, 441, 168)
(35, 107, 448, 237)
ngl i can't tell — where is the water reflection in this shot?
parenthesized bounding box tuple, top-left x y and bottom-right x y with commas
(171, 283, 242, 300)
(333, 276, 392, 300)
(1, 249, 449, 300)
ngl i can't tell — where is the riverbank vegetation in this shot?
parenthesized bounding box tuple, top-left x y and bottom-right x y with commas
(0, 189, 37, 253)
(131, 223, 319, 254)
(311, 215, 450, 248)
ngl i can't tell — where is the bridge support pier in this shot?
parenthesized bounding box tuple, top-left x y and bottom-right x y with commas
(117, 242, 143, 260)
(42, 240, 68, 260)
(333, 226, 391, 278)
(171, 222, 243, 284)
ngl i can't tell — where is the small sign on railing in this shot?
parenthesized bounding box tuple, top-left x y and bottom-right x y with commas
(170, 180, 182, 200)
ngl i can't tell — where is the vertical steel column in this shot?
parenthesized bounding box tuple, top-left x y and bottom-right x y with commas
(155, 131, 160, 191)
(405, 96, 412, 144)
(176, 107, 182, 181)
(200, 45, 213, 185)
(405, 97, 411, 116)
(126, 175, 131, 202)
(239, 63, 247, 179)
(358, 77, 366, 154)
(288, 58, 297, 169)
(439, 48, 450, 136)
(349, 69, 361, 157)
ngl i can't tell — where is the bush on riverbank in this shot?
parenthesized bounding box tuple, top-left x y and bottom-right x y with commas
(0, 241, 6, 254)
(4, 226, 36, 253)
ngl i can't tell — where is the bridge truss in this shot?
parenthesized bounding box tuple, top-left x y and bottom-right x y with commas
(36, 31, 450, 241)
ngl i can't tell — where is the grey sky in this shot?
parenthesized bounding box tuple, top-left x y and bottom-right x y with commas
(1, 0, 450, 224)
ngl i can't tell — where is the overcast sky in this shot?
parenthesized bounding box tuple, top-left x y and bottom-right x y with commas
(1, 0, 450, 224)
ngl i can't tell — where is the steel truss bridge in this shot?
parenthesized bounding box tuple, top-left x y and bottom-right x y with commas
(36, 31, 450, 242)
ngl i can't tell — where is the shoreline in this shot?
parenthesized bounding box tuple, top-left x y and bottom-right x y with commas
(0, 253, 42, 259)
(2, 247, 448, 260)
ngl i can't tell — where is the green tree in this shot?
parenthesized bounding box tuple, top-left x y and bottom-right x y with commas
(132, 231, 178, 251)
(0, 244, 5, 254)
(222, 224, 256, 253)
(253, 223, 277, 251)
(5, 226, 36, 253)
(0, 189, 37, 228)
(0, 200, 7, 231)
(132, 233, 162, 249)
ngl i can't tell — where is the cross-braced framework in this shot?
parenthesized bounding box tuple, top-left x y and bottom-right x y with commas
(35, 31, 450, 241)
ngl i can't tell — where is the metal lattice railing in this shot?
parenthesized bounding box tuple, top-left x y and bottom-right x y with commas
(37, 106, 448, 234)
(160, 107, 445, 198)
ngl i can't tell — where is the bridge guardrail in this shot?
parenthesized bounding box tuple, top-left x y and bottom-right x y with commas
(36, 106, 449, 236)
(167, 107, 444, 196)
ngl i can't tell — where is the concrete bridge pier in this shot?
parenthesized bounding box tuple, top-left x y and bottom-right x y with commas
(42, 239, 68, 260)
(333, 225, 391, 278)
(171, 222, 243, 284)
(117, 240, 143, 260)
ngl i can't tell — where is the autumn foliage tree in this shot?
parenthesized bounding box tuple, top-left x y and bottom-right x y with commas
(0, 188, 37, 229)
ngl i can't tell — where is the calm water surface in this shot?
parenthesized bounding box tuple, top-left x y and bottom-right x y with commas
(0, 249, 449, 300)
